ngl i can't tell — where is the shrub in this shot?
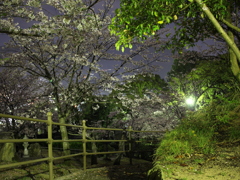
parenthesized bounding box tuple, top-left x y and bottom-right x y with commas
(153, 92, 240, 164)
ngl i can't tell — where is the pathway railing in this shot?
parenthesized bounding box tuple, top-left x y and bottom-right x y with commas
(0, 112, 164, 180)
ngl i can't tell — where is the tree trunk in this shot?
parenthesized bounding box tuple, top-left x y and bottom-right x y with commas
(226, 4, 240, 80)
(195, 0, 240, 80)
(58, 116, 70, 155)
(5, 119, 11, 130)
(228, 31, 239, 79)
(103, 133, 111, 161)
(90, 135, 98, 165)
(113, 132, 126, 165)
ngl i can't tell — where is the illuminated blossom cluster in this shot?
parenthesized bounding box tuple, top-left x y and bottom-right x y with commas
(1, 0, 168, 148)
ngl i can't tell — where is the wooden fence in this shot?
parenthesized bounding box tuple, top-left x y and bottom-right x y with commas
(0, 112, 164, 180)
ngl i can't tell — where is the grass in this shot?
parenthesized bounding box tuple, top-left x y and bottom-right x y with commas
(150, 93, 240, 179)
(218, 172, 227, 176)
(229, 126, 240, 141)
(193, 158, 204, 164)
(154, 118, 215, 163)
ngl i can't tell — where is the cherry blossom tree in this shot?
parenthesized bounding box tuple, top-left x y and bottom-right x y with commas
(0, 68, 50, 132)
(0, 0, 47, 37)
(107, 74, 179, 135)
(2, 0, 168, 154)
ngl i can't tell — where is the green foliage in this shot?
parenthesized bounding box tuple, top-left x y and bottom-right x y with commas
(147, 162, 163, 180)
(168, 53, 238, 109)
(69, 142, 83, 150)
(52, 141, 89, 151)
(167, 56, 197, 79)
(112, 73, 168, 99)
(154, 118, 215, 162)
(156, 50, 240, 168)
(154, 89, 240, 165)
(18, 178, 31, 180)
(109, 0, 237, 52)
(53, 142, 63, 149)
(228, 126, 240, 141)
(187, 92, 240, 140)
(111, 0, 240, 78)
(75, 95, 116, 127)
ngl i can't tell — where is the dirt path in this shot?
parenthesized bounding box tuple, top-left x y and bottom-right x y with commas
(56, 162, 152, 180)
(159, 143, 240, 180)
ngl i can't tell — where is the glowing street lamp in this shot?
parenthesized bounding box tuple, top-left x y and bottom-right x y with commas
(185, 96, 195, 107)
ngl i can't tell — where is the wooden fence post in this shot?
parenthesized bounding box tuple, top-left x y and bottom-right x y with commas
(82, 120, 87, 171)
(128, 126, 133, 165)
(47, 112, 53, 180)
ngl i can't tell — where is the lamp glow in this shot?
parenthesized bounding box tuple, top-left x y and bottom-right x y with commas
(186, 97, 195, 106)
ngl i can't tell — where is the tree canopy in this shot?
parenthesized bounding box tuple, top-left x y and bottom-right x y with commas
(110, 0, 239, 49)
(167, 49, 239, 111)
(1, 0, 167, 154)
(110, 0, 240, 79)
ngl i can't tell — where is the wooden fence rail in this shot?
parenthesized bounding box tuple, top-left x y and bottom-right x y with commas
(0, 112, 164, 180)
